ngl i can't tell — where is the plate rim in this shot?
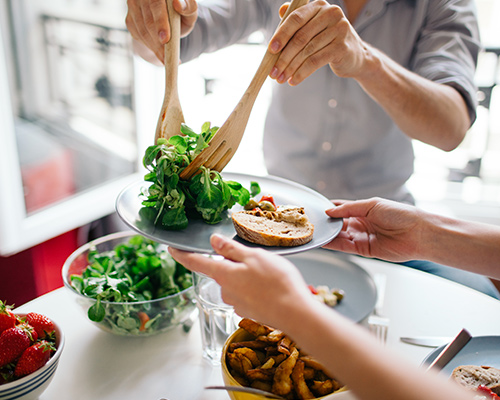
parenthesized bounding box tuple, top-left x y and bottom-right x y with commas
(421, 335, 500, 370)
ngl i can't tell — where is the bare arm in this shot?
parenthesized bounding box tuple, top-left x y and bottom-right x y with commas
(324, 198, 500, 280)
(168, 234, 474, 400)
(268, 2, 471, 150)
(354, 47, 469, 151)
(287, 299, 474, 400)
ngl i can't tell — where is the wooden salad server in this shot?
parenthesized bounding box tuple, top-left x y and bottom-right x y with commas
(180, 0, 309, 180)
(154, 0, 184, 143)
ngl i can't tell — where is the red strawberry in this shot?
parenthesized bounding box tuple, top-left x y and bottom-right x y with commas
(17, 323, 38, 343)
(14, 340, 55, 378)
(0, 325, 34, 368)
(0, 301, 17, 335)
(26, 313, 55, 339)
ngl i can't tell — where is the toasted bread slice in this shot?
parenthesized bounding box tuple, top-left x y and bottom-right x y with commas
(452, 365, 500, 392)
(231, 206, 314, 247)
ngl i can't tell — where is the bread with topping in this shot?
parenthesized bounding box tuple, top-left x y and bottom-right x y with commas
(452, 365, 500, 395)
(231, 206, 314, 247)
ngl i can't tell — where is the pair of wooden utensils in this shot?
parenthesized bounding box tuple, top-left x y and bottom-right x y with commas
(155, 0, 309, 180)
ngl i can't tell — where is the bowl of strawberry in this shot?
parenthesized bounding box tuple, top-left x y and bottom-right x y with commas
(0, 302, 64, 400)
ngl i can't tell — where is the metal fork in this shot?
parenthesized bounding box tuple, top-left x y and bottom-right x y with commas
(368, 273, 389, 344)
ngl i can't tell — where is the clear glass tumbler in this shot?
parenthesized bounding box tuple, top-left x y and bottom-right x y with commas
(193, 272, 238, 364)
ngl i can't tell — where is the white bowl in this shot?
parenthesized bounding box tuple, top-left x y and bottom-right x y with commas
(0, 315, 64, 400)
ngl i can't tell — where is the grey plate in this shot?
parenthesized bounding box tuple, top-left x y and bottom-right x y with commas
(422, 336, 500, 374)
(115, 173, 343, 255)
(286, 249, 377, 322)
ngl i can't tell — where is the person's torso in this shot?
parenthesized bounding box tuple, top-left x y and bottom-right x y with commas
(264, 0, 424, 202)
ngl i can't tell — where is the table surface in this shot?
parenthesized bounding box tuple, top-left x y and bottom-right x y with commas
(14, 253, 500, 400)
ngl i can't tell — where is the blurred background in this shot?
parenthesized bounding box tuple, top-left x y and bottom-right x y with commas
(1, 0, 499, 306)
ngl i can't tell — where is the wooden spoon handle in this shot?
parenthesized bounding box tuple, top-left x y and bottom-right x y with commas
(155, 0, 183, 143)
(164, 0, 181, 91)
(246, 0, 309, 93)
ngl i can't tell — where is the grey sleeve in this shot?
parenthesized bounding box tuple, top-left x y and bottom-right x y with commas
(410, 0, 481, 125)
(179, 0, 279, 63)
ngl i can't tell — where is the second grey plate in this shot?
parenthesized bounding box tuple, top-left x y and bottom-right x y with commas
(286, 249, 377, 323)
(422, 336, 500, 374)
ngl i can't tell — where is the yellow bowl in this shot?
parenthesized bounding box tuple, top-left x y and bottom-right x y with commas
(221, 328, 350, 400)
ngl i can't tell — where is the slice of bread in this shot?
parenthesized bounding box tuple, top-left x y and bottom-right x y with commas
(452, 365, 500, 393)
(231, 206, 314, 247)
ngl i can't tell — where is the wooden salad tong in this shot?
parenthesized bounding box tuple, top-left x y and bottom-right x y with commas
(155, 0, 184, 143)
(179, 0, 310, 180)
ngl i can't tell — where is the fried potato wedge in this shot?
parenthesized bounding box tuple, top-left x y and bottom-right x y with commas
(272, 347, 299, 396)
(277, 335, 293, 355)
(247, 367, 276, 381)
(229, 340, 269, 352)
(234, 347, 261, 368)
(225, 318, 345, 399)
(301, 355, 331, 376)
(228, 351, 253, 376)
(311, 379, 343, 396)
(292, 359, 315, 399)
(251, 380, 273, 393)
(239, 318, 273, 337)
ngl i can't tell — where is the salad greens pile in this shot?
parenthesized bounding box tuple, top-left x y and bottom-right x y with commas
(70, 235, 194, 336)
(140, 122, 260, 230)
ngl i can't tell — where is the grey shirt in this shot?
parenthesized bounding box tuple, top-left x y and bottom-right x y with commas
(180, 0, 480, 203)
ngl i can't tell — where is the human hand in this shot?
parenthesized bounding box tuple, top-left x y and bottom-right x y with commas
(126, 0, 198, 63)
(168, 234, 315, 328)
(268, 1, 370, 85)
(324, 197, 427, 262)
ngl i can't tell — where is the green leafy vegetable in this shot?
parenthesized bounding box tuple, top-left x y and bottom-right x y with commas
(250, 181, 261, 197)
(70, 235, 194, 335)
(140, 122, 259, 230)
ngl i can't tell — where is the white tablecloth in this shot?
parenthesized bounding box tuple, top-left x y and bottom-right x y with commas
(14, 255, 500, 400)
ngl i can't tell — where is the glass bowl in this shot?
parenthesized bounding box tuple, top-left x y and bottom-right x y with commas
(62, 231, 196, 336)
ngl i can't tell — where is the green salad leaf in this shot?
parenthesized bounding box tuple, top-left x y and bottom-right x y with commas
(70, 235, 194, 335)
(140, 122, 260, 230)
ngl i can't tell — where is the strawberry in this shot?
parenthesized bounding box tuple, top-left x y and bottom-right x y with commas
(0, 325, 34, 368)
(17, 322, 38, 343)
(14, 340, 55, 378)
(25, 313, 55, 339)
(0, 301, 17, 335)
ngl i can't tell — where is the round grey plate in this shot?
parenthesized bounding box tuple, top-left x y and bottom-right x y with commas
(422, 336, 500, 374)
(286, 249, 377, 322)
(115, 173, 343, 255)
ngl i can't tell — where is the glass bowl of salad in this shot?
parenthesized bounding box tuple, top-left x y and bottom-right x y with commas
(62, 231, 196, 336)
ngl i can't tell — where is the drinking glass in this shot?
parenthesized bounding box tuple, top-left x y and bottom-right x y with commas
(193, 272, 238, 364)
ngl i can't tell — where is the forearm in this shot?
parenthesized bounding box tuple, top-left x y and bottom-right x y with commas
(282, 301, 474, 400)
(355, 44, 470, 151)
(421, 213, 500, 279)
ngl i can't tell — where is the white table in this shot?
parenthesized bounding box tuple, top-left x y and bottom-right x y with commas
(15, 255, 500, 400)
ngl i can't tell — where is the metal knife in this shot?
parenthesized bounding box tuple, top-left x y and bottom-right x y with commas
(400, 336, 453, 348)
